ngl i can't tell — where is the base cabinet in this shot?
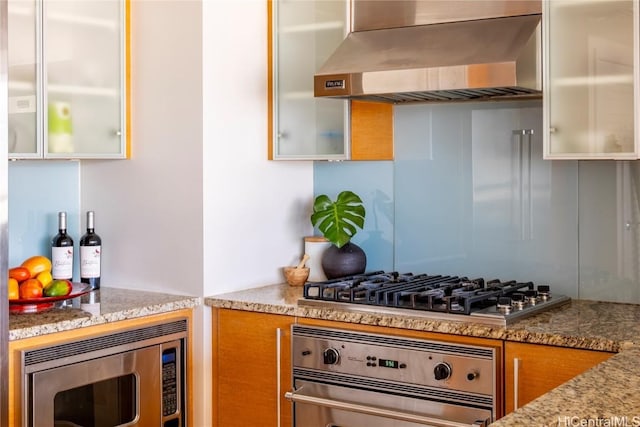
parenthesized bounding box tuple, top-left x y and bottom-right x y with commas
(211, 312, 616, 424)
(212, 309, 293, 427)
(504, 341, 613, 414)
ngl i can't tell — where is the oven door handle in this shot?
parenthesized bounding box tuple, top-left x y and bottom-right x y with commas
(284, 390, 489, 427)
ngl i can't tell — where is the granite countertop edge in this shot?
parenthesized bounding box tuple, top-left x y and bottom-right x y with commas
(204, 285, 640, 353)
(10, 288, 201, 341)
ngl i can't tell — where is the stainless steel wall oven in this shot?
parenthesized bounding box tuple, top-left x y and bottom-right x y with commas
(286, 325, 499, 427)
(21, 318, 188, 427)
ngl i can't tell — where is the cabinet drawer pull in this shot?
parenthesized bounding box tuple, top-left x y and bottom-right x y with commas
(514, 357, 520, 410)
(276, 328, 282, 427)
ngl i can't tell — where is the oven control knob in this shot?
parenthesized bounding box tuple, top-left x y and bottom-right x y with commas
(434, 362, 452, 381)
(323, 348, 340, 365)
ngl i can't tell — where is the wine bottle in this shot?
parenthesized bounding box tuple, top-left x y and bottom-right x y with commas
(80, 211, 102, 289)
(51, 211, 74, 280)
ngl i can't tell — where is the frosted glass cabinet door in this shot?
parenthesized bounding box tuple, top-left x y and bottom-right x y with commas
(8, 0, 39, 157)
(543, 0, 637, 159)
(44, 0, 125, 158)
(271, 0, 350, 160)
(8, 0, 126, 159)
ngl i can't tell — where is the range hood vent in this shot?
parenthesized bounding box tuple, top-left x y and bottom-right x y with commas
(314, 1, 542, 104)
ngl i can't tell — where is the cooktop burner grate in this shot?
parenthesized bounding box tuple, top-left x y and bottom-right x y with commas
(301, 271, 570, 325)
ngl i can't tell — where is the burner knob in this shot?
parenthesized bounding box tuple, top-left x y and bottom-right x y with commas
(434, 362, 452, 381)
(525, 289, 538, 298)
(323, 348, 340, 365)
(511, 293, 526, 310)
(511, 293, 524, 302)
(538, 285, 551, 301)
(496, 297, 513, 314)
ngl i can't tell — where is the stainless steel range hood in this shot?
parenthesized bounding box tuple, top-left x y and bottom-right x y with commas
(314, 0, 542, 104)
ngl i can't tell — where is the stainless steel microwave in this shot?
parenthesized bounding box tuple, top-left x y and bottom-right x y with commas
(21, 318, 188, 427)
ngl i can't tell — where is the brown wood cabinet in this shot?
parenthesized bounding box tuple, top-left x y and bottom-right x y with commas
(504, 341, 614, 414)
(8, 308, 194, 427)
(350, 101, 394, 160)
(211, 310, 617, 424)
(212, 308, 294, 427)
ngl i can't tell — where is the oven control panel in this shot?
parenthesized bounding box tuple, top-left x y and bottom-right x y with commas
(162, 348, 179, 417)
(291, 325, 497, 396)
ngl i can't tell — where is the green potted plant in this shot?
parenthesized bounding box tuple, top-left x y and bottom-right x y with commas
(310, 190, 367, 279)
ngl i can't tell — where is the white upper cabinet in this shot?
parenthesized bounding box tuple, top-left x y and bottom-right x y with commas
(269, 0, 350, 160)
(8, 0, 128, 159)
(543, 0, 638, 159)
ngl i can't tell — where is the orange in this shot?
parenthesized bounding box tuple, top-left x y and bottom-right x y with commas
(21, 255, 52, 279)
(8, 278, 19, 300)
(19, 278, 43, 299)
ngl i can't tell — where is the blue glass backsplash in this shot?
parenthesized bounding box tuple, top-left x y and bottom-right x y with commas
(8, 160, 80, 272)
(314, 161, 395, 273)
(315, 100, 640, 303)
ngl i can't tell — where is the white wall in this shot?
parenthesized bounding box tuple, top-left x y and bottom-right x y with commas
(82, 0, 314, 425)
(201, 1, 313, 423)
(81, 0, 204, 297)
(202, 0, 313, 297)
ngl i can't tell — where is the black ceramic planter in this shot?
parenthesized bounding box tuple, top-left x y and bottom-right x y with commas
(321, 242, 367, 279)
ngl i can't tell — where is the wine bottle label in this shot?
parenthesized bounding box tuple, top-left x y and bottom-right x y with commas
(52, 247, 74, 279)
(80, 245, 101, 278)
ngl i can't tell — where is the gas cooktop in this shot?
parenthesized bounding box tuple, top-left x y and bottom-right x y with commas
(298, 271, 570, 326)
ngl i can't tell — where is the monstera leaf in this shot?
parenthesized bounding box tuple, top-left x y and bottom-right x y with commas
(311, 191, 365, 248)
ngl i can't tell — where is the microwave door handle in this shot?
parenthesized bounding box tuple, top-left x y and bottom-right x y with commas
(284, 391, 489, 427)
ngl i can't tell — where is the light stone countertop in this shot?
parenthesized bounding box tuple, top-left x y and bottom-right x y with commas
(490, 346, 640, 427)
(9, 287, 201, 341)
(205, 283, 640, 426)
(204, 283, 640, 351)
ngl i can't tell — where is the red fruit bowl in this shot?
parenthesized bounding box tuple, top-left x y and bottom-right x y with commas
(9, 283, 91, 314)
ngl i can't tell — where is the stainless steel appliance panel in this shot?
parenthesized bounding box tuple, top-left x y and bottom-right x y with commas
(314, 0, 542, 103)
(31, 345, 161, 427)
(290, 379, 492, 427)
(291, 330, 495, 395)
(289, 325, 497, 427)
(22, 319, 187, 427)
(353, 0, 541, 30)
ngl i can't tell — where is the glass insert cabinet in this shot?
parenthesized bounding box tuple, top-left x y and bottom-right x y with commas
(269, 0, 350, 160)
(8, 0, 129, 159)
(268, 0, 394, 161)
(543, 0, 639, 159)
